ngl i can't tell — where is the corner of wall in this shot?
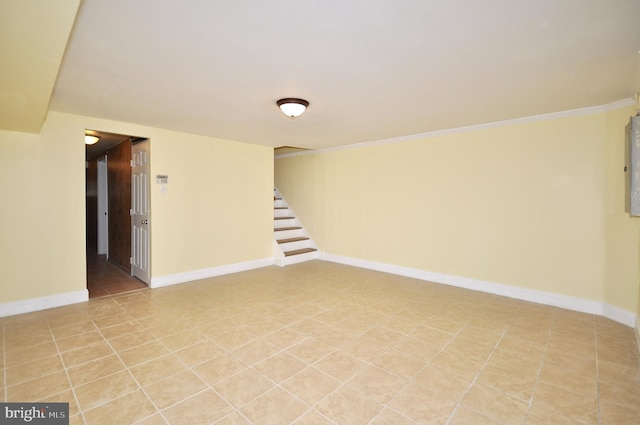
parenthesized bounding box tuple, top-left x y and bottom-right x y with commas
(636, 318, 640, 356)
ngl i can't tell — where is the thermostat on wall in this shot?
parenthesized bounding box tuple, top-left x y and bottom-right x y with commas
(156, 175, 168, 184)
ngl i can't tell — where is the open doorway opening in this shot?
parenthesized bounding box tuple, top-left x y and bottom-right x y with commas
(85, 130, 150, 297)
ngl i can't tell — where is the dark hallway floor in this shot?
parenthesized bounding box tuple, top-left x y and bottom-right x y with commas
(86, 250, 147, 298)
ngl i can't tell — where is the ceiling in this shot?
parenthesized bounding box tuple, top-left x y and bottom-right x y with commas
(4, 1, 640, 150)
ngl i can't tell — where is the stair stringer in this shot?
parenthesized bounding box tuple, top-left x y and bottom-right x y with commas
(273, 240, 286, 267)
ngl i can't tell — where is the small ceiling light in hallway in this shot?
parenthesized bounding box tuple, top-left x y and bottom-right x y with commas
(277, 98, 309, 118)
(85, 135, 99, 145)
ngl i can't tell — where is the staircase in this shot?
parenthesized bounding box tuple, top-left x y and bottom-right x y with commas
(273, 188, 320, 266)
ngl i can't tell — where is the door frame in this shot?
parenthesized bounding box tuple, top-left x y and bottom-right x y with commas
(97, 155, 108, 256)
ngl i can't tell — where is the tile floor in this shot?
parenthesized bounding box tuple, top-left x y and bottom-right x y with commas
(2, 261, 640, 424)
(87, 251, 148, 298)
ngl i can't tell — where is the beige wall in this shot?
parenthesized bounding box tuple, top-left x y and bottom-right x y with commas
(0, 111, 273, 305)
(603, 108, 640, 313)
(148, 124, 274, 277)
(0, 120, 85, 302)
(276, 106, 640, 314)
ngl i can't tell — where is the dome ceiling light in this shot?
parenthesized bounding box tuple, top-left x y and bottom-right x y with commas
(85, 135, 100, 145)
(277, 98, 309, 118)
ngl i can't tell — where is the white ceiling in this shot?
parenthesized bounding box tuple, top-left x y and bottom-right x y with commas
(33, 1, 640, 149)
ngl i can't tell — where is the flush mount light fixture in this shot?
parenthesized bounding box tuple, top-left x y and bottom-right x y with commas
(277, 98, 309, 118)
(84, 135, 99, 145)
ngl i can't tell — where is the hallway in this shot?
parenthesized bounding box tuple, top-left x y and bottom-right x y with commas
(86, 251, 147, 298)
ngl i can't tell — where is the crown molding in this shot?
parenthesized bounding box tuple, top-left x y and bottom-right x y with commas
(275, 98, 636, 159)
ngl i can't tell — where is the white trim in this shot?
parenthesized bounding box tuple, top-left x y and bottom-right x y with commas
(150, 257, 274, 289)
(0, 290, 89, 318)
(275, 98, 636, 159)
(322, 253, 637, 328)
(601, 303, 637, 328)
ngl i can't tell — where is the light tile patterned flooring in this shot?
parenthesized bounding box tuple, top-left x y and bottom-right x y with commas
(2, 261, 640, 424)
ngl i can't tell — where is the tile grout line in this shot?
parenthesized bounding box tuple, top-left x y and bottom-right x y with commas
(277, 350, 357, 424)
(322, 314, 448, 423)
(366, 363, 425, 425)
(145, 307, 271, 424)
(45, 314, 86, 425)
(121, 306, 249, 420)
(217, 312, 388, 424)
(520, 312, 554, 425)
(165, 324, 243, 423)
(121, 299, 213, 424)
(406, 319, 466, 420)
(359, 318, 467, 425)
(270, 328, 341, 418)
(216, 327, 325, 424)
(117, 311, 225, 423)
(87, 302, 170, 425)
(275, 347, 344, 425)
(443, 320, 510, 425)
(178, 334, 258, 424)
(360, 321, 436, 425)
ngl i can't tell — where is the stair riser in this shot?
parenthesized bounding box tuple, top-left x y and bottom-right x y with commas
(274, 199, 287, 208)
(274, 209, 291, 218)
(274, 228, 305, 240)
(279, 240, 313, 252)
(274, 218, 297, 227)
(283, 250, 320, 266)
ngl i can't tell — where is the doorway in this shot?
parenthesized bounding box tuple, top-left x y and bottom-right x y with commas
(85, 130, 151, 297)
(97, 157, 108, 255)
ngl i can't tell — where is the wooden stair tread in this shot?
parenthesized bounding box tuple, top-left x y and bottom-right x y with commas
(274, 207, 288, 210)
(274, 216, 295, 220)
(277, 237, 309, 244)
(274, 226, 302, 231)
(284, 248, 318, 257)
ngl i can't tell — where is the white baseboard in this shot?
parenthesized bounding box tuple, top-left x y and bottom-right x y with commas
(322, 253, 637, 328)
(150, 257, 275, 289)
(3, 255, 635, 333)
(0, 290, 89, 318)
(602, 303, 637, 328)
